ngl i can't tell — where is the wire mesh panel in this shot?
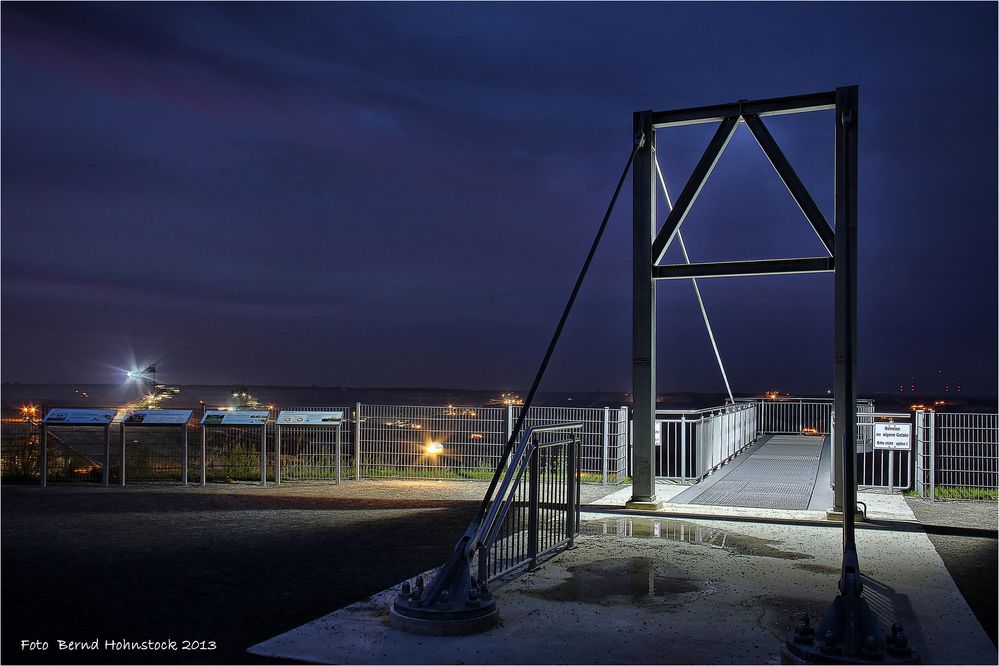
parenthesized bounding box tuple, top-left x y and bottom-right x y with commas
(358, 405, 507, 480)
(934, 412, 997, 500)
(855, 415, 911, 491)
(513, 406, 607, 480)
(276, 406, 354, 482)
(1, 410, 41, 481)
(117, 424, 191, 483)
(41, 425, 111, 483)
(607, 407, 629, 483)
(480, 431, 580, 582)
(202, 424, 269, 483)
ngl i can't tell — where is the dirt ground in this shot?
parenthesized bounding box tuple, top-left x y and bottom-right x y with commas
(905, 497, 998, 646)
(0, 480, 618, 665)
(2, 481, 993, 665)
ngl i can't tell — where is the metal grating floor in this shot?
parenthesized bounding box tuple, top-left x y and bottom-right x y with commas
(688, 435, 825, 510)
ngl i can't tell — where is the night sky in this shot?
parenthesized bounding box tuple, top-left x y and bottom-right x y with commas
(2, 2, 996, 395)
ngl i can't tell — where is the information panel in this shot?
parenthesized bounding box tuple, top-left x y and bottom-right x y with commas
(43, 408, 116, 425)
(276, 410, 344, 426)
(200, 410, 270, 426)
(123, 410, 193, 425)
(874, 422, 912, 450)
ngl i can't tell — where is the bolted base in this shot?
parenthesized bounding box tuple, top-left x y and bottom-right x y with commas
(389, 603, 499, 636)
(783, 599, 919, 665)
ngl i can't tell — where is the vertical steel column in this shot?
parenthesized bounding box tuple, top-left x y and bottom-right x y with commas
(39, 424, 47, 487)
(182, 423, 188, 486)
(275, 424, 282, 485)
(630, 109, 657, 506)
(102, 425, 110, 487)
(833, 85, 859, 534)
(200, 426, 207, 487)
(929, 410, 936, 502)
(567, 433, 578, 547)
(680, 415, 687, 480)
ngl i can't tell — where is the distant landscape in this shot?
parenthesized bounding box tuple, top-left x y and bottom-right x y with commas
(1, 383, 995, 414)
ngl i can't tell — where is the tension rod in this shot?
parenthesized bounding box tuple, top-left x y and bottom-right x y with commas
(653, 147, 734, 404)
(475, 133, 645, 520)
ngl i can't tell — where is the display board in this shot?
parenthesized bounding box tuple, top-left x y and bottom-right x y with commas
(200, 410, 270, 426)
(873, 422, 912, 450)
(43, 408, 116, 425)
(276, 410, 344, 426)
(123, 410, 193, 425)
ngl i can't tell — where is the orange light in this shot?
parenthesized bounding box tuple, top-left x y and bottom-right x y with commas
(470, 433, 484, 440)
(425, 442, 444, 455)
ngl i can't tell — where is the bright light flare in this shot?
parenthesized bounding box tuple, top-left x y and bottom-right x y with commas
(425, 442, 444, 456)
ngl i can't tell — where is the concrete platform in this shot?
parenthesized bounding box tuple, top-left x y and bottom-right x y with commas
(248, 495, 997, 664)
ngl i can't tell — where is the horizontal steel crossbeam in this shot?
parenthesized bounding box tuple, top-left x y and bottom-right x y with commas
(652, 91, 836, 128)
(653, 256, 834, 280)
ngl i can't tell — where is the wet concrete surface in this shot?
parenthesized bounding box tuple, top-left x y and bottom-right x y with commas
(251, 512, 997, 665)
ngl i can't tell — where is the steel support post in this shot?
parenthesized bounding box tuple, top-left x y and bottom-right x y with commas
(527, 439, 540, 570)
(629, 109, 659, 508)
(336, 423, 342, 485)
(354, 402, 362, 481)
(601, 407, 609, 486)
(567, 435, 578, 547)
(103, 425, 111, 487)
(785, 85, 916, 666)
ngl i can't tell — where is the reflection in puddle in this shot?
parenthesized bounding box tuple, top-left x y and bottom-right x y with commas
(581, 517, 812, 560)
(528, 557, 713, 606)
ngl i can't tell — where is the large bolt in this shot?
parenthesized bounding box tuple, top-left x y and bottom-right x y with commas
(414, 576, 424, 590)
(401, 581, 411, 595)
(824, 631, 837, 648)
(863, 635, 881, 655)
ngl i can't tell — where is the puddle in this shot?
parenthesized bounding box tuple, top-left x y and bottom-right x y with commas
(581, 517, 812, 560)
(528, 557, 713, 607)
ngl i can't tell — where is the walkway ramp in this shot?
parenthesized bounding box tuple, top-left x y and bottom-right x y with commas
(673, 435, 829, 510)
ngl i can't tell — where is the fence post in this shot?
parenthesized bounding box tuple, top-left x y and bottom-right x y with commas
(260, 423, 267, 487)
(102, 425, 110, 487)
(507, 405, 514, 443)
(182, 423, 188, 486)
(275, 424, 282, 485)
(601, 407, 609, 486)
(119, 424, 126, 487)
(354, 402, 362, 481)
(200, 425, 207, 487)
(335, 423, 342, 485)
(567, 434, 578, 547)
(39, 423, 47, 487)
(929, 410, 936, 502)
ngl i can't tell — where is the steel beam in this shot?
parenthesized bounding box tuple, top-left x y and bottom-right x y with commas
(654, 257, 834, 280)
(742, 114, 835, 256)
(630, 110, 657, 506)
(651, 116, 738, 264)
(652, 91, 836, 128)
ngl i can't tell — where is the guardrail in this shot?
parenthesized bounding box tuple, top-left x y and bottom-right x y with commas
(654, 402, 757, 481)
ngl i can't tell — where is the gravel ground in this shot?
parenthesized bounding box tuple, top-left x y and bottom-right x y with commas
(0, 480, 625, 665)
(904, 497, 998, 647)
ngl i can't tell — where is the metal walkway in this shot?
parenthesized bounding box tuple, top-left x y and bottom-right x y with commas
(672, 435, 831, 510)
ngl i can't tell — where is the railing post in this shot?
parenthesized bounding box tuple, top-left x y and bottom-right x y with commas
(260, 422, 267, 487)
(200, 425, 207, 487)
(354, 402, 362, 481)
(567, 434, 578, 548)
(182, 423, 188, 486)
(602, 407, 609, 486)
(119, 423, 126, 487)
(680, 415, 687, 480)
(507, 405, 514, 443)
(528, 435, 540, 570)
(335, 423, 342, 485)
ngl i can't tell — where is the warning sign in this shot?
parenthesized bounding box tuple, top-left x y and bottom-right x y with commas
(874, 422, 911, 451)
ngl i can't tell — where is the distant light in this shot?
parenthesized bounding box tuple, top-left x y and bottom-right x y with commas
(426, 442, 444, 456)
